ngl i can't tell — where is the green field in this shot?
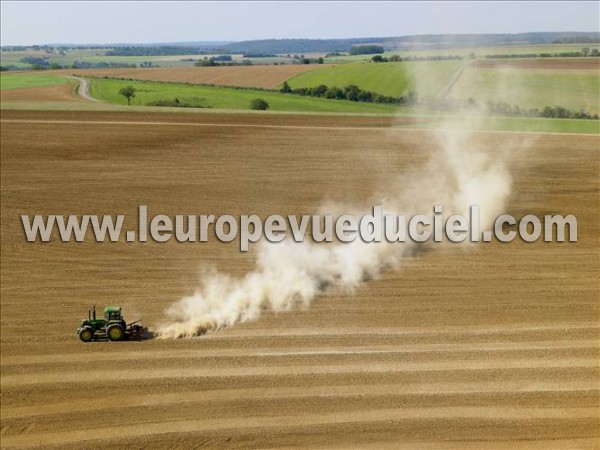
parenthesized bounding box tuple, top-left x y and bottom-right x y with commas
(0, 49, 108, 69)
(85, 77, 600, 133)
(1, 69, 597, 134)
(286, 61, 461, 98)
(0, 48, 291, 69)
(0, 49, 204, 68)
(0, 73, 70, 90)
(450, 68, 600, 113)
(87, 77, 401, 113)
(400, 114, 600, 134)
(483, 116, 600, 134)
(325, 44, 600, 63)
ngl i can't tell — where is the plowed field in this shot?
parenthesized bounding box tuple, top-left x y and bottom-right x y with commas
(1, 111, 598, 449)
(53, 65, 327, 89)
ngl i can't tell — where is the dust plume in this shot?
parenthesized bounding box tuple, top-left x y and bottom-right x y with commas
(157, 113, 520, 339)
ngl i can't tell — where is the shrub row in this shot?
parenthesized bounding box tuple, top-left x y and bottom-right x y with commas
(422, 98, 599, 120)
(195, 57, 253, 67)
(146, 97, 210, 108)
(280, 81, 417, 105)
(485, 49, 599, 59)
(486, 101, 599, 119)
(372, 54, 462, 63)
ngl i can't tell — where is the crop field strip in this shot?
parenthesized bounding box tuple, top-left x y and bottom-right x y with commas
(0, 84, 83, 104)
(471, 58, 599, 70)
(2, 116, 598, 137)
(450, 69, 600, 113)
(45, 65, 329, 89)
(285, 61, 461, 98)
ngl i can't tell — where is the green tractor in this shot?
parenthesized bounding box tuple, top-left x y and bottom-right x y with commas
(77, 306, 150, 342)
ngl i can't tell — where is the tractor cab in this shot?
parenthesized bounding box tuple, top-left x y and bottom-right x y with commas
(104, 306, 122, 321)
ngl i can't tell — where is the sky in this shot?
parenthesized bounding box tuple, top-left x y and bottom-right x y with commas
(1, 1, 599, 46)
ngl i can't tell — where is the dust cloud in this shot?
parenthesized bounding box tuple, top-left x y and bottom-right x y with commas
(158, 63, 526, 339)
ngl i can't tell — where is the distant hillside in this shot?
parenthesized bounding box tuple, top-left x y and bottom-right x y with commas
(219, 32, 600, 54)
(385, 32, 600, 49)
(2, 32, 598, 55)
(217, 38, 386, 54)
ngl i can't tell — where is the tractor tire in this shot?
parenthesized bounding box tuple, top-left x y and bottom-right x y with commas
(106, 324, 125, 342)
(78, 326, 94, 342)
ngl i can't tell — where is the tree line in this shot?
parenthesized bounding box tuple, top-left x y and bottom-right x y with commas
(370, 47, 599, 64)
(371, 54, 462, 63)
(349, 45, 385, 55)
(485, 48, 599, 59)
(421, 97, 599, 120)
(195, 57, 253, 67)
(18, 56, 136, 70)
(106, 46, 212, 56)
(485, 101, 598, 120)
(280, 81, 418, 105)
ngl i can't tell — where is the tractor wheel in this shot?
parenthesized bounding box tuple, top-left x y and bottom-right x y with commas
(106, 324, 125, 342)
(78, 326, 94, 342)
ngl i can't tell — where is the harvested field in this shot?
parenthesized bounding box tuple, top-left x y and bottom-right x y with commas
(472, 57, 600, 71)
(52, 65, 328, 89)
(0, 83, 82, 104)
(1, 110, 599, 449)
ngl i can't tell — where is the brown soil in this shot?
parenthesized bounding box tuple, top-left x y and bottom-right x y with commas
(1, 110, 598, 449)
(51, 64, 328, 89)
(0, 83, 83, 104)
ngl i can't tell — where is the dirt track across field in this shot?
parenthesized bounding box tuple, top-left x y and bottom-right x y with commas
(66, 76, 98, 102)
(1, 110, 598, 449)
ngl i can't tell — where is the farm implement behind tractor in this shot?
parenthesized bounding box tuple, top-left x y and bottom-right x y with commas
(77, 306, 151, 342)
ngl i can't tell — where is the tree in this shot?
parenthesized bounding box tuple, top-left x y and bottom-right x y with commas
(119, 85, 136, 105)
(358, 90, 373, 102)
(280, 81, 292, 93)
(250, 98, 269, 110)
(195, 57, 217, 67)
(317, 57, 324, 64)
(371, 55, 384, 63)
(311, 84, 328, 97)
(325, 86, 344, 99)
(344, 85, 360, 101)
